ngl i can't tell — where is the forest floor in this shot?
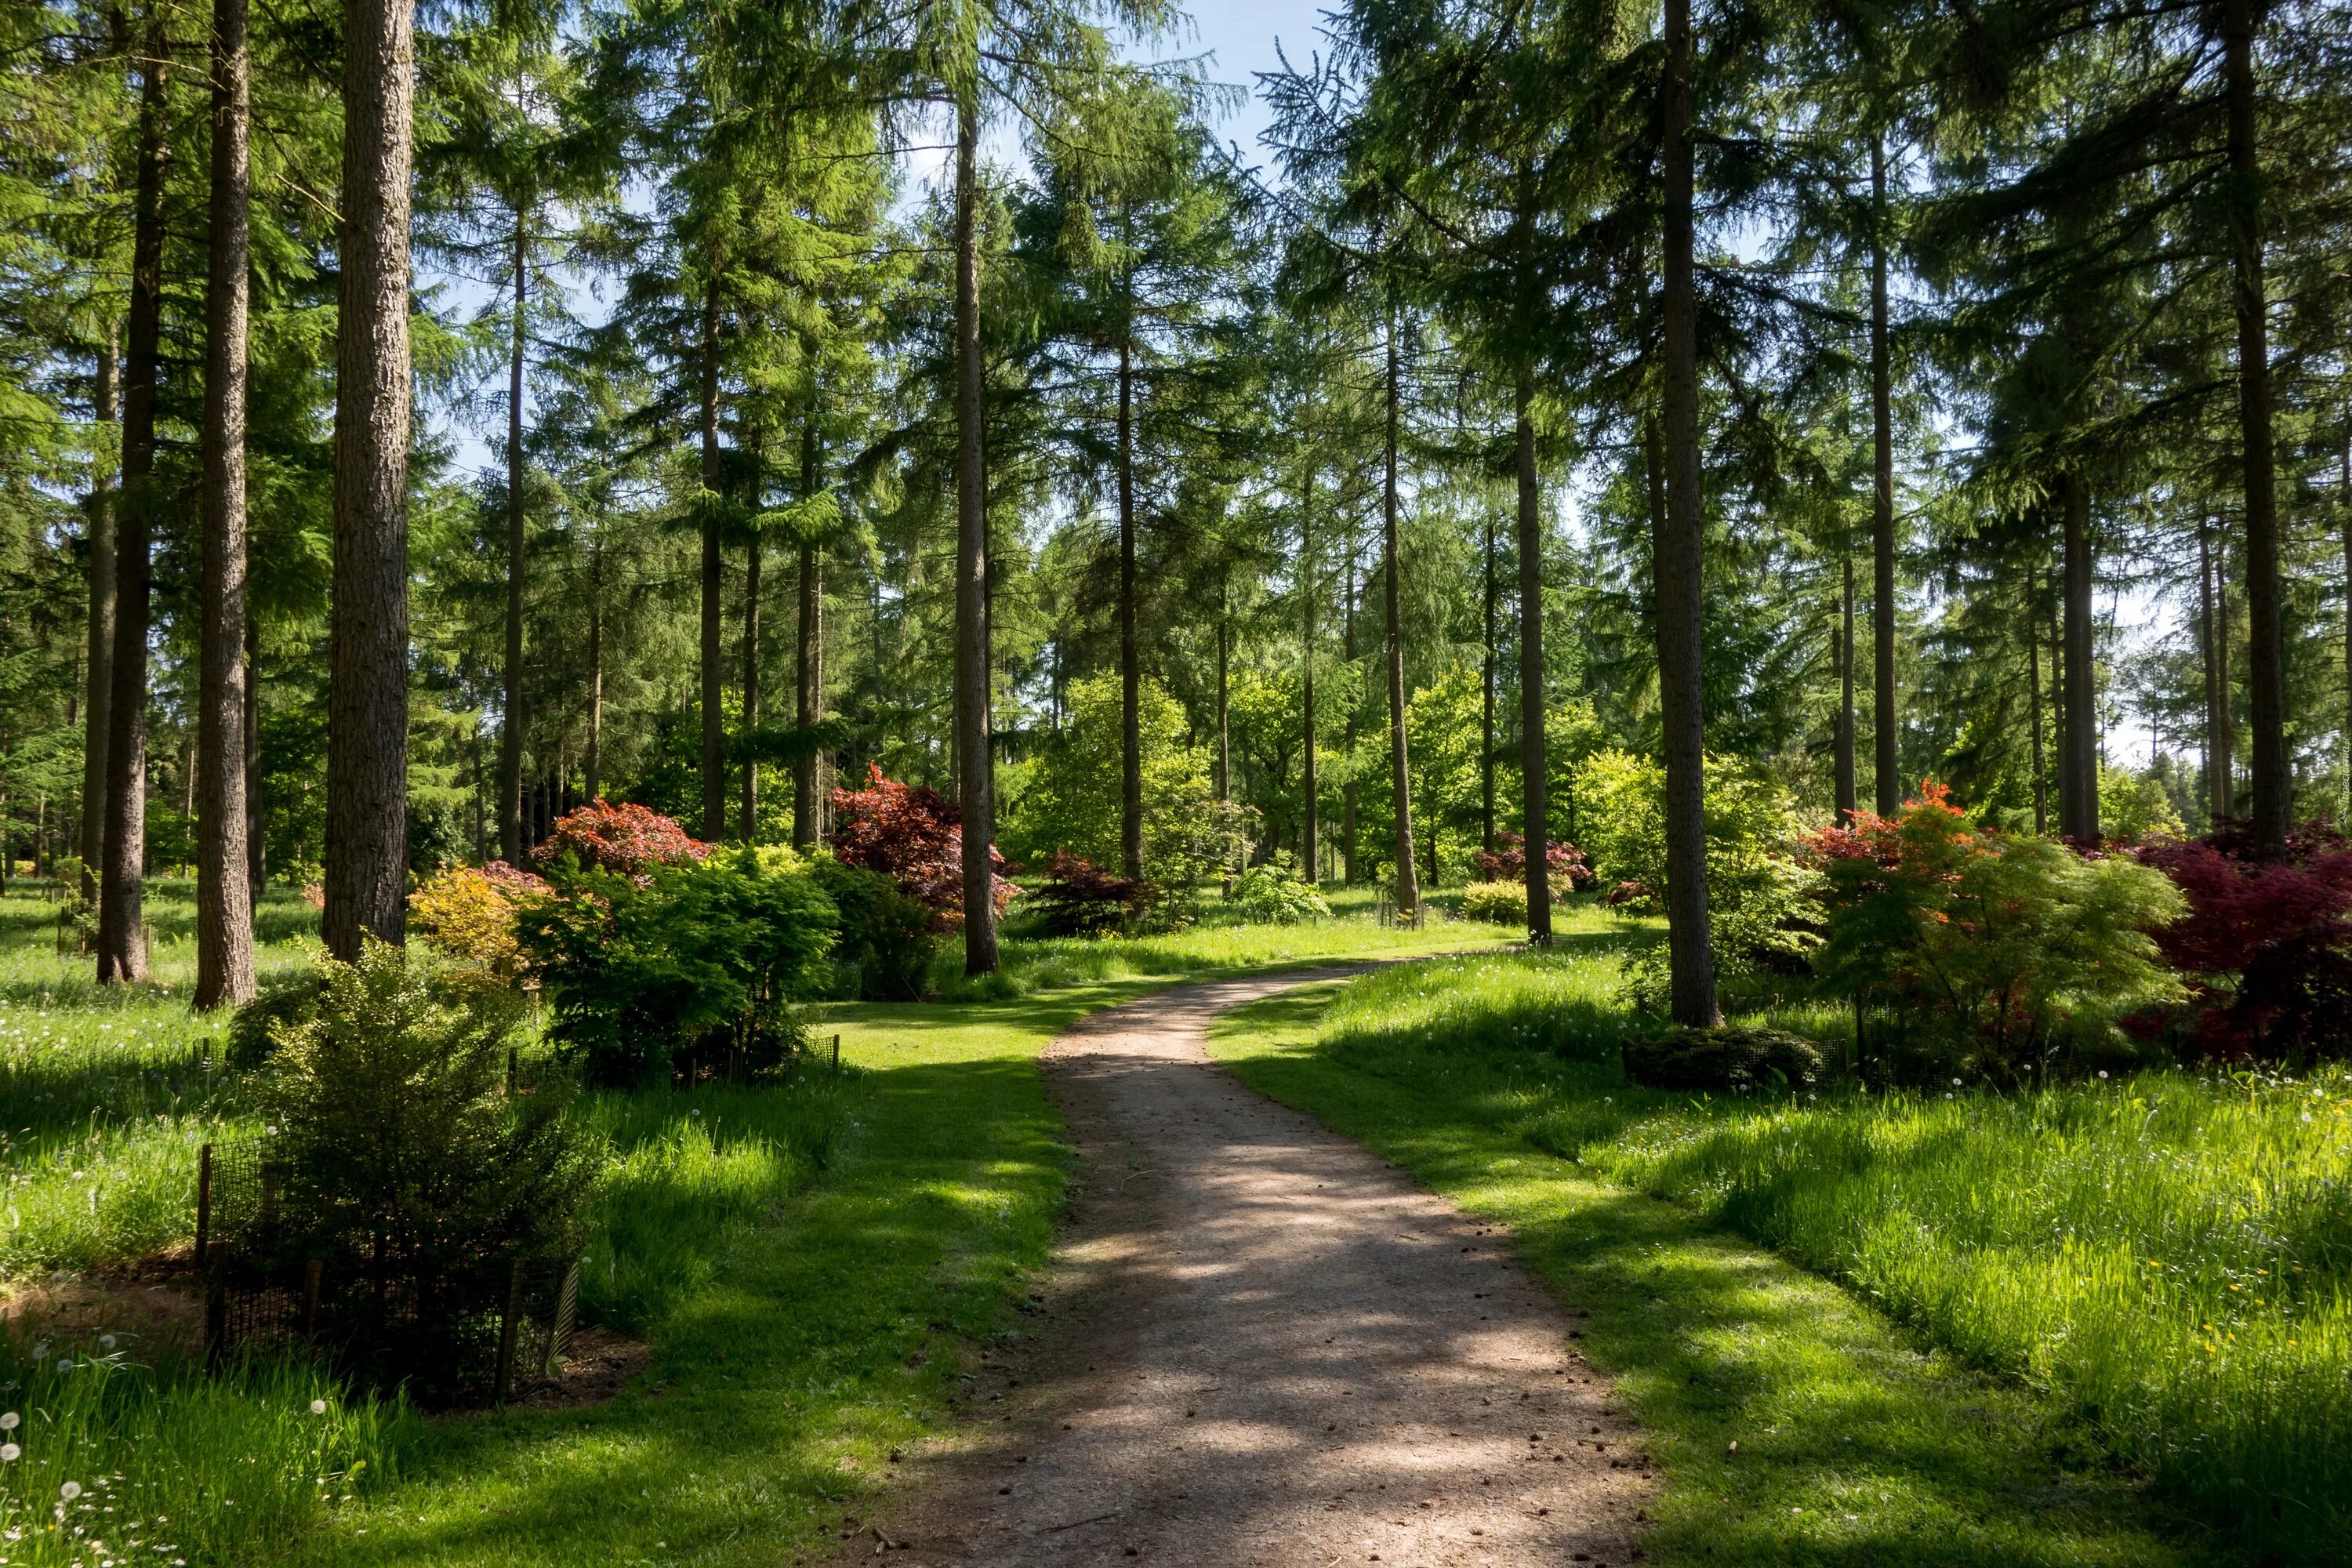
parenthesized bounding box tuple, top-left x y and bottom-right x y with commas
(849, 969, 1650, 1567)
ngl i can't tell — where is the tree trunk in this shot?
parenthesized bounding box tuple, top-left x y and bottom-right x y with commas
(2027, 561, 2046, 834)
(244, 612, 263, 901)
(1216, 595, 1231, 804)
(1870, 132, 1899, 817)
(1835, 555, 1857, 824)
(2342, 434, 2350, 817)
(1342, 529, 1357, 884)
(2057, 471, 2099, 842)
(794, 405, 822, 849)
(1657, 0, 1719, 1026)
(585, 531, 603, 803)
(80, 325, 118, 901)
(323, 0, 416, 958)
(98, 16, 168, 984)
(740, 513, 761, 842)
(1382, 299, 1419, 917)
(196, 0, 255, 1008)
(2204, 521, 2232, 822)
(499, 206, 527, 864)
(953, 92, 997, 974)
(1479, 500, 1495, 860)
(2222, 0, 2287, 854)
(1515, 360, 1551, 942)
(1301, 464, 1319, 880)
(699, 275, 725, 842)
(1118, 332, 1142, 883)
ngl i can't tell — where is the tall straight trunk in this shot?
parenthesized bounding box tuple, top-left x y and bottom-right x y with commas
(195, 0, 255, 1008)
(1479, 503, 1496, 858)
(1216, 593, 1231, 804)
(2027, 561, 2047, 834)
(323, 0, 416, 959)
(1870, 132, 1899, 816)
(1657, 0, 1719, 1025)
(1343, 525, 1358, 883)
(80, 325, 118, 900)
(698, 276, 724, 842)
(499, 207, 527, 863)
(585, 532, 603, 802)
(1382, 301, 1419, 916)
(1117, 332, 1142, 883)
(793, 405, 822, 849)
(1301, 466, 1319, 880)
(1515, 361, 1551, 942)
(953, 92, 997, 974)
(244, 613, 263, 900)
(740, 517, 761, 842)
(98, 19, 168, 983)
(2341, 435, 2350, 811)
(2204, 521, 2233, 822)
(2057, 472, 2099, 841)
(1835, 555, 1857, 823)
(2221, 0, 2287, 853)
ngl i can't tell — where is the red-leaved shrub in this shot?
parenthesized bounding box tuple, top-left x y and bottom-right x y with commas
(2135, 822, 2352, 1060)
(533, 800, 709, 879)
(827, 764, 1015, 928)
(1030, 851, 1152, 935)
(1472, 832, 1595, 893)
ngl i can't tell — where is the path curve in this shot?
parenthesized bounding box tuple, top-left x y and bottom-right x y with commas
(861, 967, 1653, 1567)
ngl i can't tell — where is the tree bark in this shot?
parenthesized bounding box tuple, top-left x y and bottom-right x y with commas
(1382, 299, 1419, 917)
(2203, 521, 2232, 823)
(699, 274, 725, 842)
(2057, 471, 2099, 842)
(740, 510, 761, 842)
(953, 92, 997, 974)
(1118, 332, 1142, 883)
(1515, 360, 1551, 943)
(1479, 501, 1495, 861)
(1870, 132, 1899, 816)
(2027, 561, 2046, 833)
(2222, 0, 2287, 853)
(80, 325, 118, 902)
(1301, 464, 1319, 880)
(793, 404, 822, 849)
(1835, 555, 1857, 824)
(245, 612, 263, 901)
(1342, 528, 1357, 884)
(499, 206, 527, 864)
(585, 529, 603, 803)
(323, 0, 416, 959)
(1657, 0, 1719, 1025)
(196, 0, 255, 1008)
(97, 16, 167, 984)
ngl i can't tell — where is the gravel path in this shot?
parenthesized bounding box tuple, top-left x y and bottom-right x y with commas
(859, 969, 1653, 1568)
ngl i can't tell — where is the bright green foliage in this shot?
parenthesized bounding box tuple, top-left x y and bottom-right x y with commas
(1808, 791, 2186, 1079)
(2098, 764, 2187, 844)
(1230, 853, 1330, 925)
(1459, 880, 1527, 925)
(804, 852, 941, 1000)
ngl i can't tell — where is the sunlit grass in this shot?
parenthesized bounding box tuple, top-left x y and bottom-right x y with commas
(1282, 948, 2347, 1563)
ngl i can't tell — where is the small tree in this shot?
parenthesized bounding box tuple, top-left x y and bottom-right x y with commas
(829, 765, 1014, 927)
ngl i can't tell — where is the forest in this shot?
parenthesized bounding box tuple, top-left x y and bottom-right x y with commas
(0, 0, 2348, 1560)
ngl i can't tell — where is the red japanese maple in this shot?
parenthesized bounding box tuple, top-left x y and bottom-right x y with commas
(2134, 826, 2352, 1058)
(1472, 832, 1595, 891)
(533, 800, 710, 878)
(827, 764, 1015, 927)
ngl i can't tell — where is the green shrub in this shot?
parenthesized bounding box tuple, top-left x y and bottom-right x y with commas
(1621, 1022, 1823, 1092)
(1459, 880, 1528, 925)
(806, 851, 940, 1000)
(227, 969, 327, 1069)
(259, 942, 601, 1402)
(1232, 854, 1331, 925)
(519, 845, 839, 1086)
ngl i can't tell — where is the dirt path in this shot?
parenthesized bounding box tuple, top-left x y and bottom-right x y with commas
(859, 968, 1653, 1567)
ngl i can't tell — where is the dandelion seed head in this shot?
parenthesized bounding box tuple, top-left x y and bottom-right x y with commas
(308, 1400, 327, 1415)
(59, 1483, 79, 1501)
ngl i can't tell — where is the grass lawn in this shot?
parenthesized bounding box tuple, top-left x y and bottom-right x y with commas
(1205, 932, 2338, 1567)
(0, 877, 1505, 1566)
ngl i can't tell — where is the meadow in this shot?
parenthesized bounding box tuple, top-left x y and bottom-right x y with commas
(1216, 929, 2350, 1564)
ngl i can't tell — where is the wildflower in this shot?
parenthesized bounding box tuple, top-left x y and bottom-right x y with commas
(2, 1412, 20, 1430)
(2, 1444, 19, 1461)
(59, 1483, 79, 1502)
(308, 1400, 327, 1416)
(2097, 1070, 2109, 1080)
(96, 1336, 114, 1352)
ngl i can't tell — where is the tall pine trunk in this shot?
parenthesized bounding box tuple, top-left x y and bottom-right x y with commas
(1342, 530, 1357, 883)
(1479, 504, 1495, 859)
(2204, 521, 2234, 822)
(98, 16, 168, 984)
(953, 92, 997, 975)
(499, 207, 527, 863)
(2222, 0, 2287, 854)
(244, 614, 263, 901)
(1515, 361, 1551, 943)
(323, 0, 416, 959)
(2057, 472, 2098, 841)
(1381, 300, 1419, 917)
(80, 326, 118, 901)
(195, 0, 255, 1008)
(1117, 331, 1142, 884)
(1301, 466, 1319, 880)
(740, 517, 761, 842)
(584, 530, 603, 802)
(794, 405, 822, 849)
(1870, 133, 1899, 815)
(699, 276, 725, 842)
(1657, 0, 1719, 1026)
(2027, 561, 2046, 833)
(1835, 555, 1857, 824)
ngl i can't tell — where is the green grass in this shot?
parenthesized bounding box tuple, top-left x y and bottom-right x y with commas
(1206, 943, 2339, 1566)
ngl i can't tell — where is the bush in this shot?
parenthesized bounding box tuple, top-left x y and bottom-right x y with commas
(259, 942, 601, 1401)
(532, 800, 708, 877)
(829, 764, 1014, 927)
(1806, 785, 2185, 1081)
(1231, 853, 1331, 926)
(519, 846, 840, 1087)
(1471, 832, 1593, 895)
(408, 861, 549, 985)
(227, 969, 328, 1069)
(2136, 822, 2352, 1062)
(1029, 851, 1153, 935)
(1621, 1022, 1823, 1092)
(807, 851, 941, 1000)
(1459, 880, 1527, 926)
